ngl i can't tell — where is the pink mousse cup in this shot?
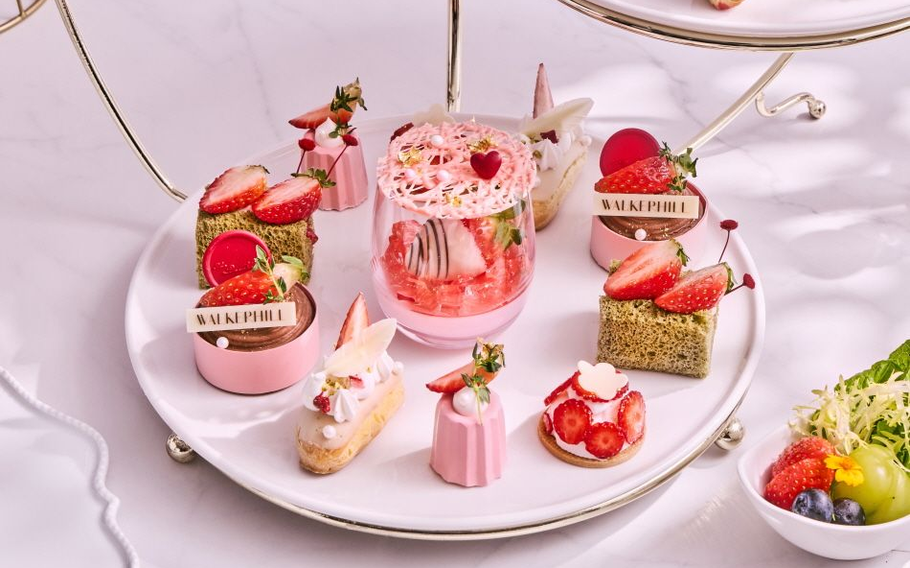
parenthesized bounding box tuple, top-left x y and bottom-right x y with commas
(192, 287, 320, 395)
(430, 391, 507, 487)
(590, 184, 709, 270)
(301, 132, 369, 211)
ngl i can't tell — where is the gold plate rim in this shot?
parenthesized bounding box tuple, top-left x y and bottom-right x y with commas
(555, 0, 910, 51)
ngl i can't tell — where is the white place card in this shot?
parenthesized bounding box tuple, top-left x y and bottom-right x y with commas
(186, 302, 296, 333)
(594, 193, 700, 219)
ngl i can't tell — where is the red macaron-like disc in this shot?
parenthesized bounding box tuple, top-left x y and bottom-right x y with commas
(599, 128, 661, 176)
(202, 230, 271, 286)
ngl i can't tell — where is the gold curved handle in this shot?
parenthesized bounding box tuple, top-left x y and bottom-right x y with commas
(54, 0, 187, 202)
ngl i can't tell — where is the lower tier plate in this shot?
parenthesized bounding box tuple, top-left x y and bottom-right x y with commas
(125, 113, 765, 539)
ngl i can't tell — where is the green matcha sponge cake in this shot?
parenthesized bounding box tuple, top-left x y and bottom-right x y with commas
(597, 233, 754, 380)
(193, 164, 330, 289)
(597, 296, 716, 378)
(195, 210, 314, 289)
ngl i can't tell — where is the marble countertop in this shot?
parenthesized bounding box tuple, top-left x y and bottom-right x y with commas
(1, 1, 908, 566)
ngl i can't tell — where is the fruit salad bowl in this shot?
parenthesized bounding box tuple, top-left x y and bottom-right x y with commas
(738, 426, 910, 561)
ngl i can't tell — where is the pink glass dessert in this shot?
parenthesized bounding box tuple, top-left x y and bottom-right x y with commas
(289, 79, 369, 211)
(189, 249, 320, 395)
(372, 120, 537, 348)
(591, 132, 708, 270)
(427, 341, 507, 487)
(539, 361, 645, 467)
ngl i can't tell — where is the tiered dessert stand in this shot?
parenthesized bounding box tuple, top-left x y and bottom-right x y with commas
(51, 0, 903, 539)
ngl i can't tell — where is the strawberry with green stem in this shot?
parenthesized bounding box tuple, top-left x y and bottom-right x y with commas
(199, 246, 307, 307)
(288, 79, 367, 130)
(594, 143, 697, 195)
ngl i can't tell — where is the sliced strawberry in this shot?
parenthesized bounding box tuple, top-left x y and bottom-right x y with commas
(553, 399, 592, 445)
(604, 240, 686, 301)
(770, 437, 836, 479)
(335, 292, 370, 348)
(544, 376, 574, 406)
(570, 371, 629, 402)
(543, 412, 553, 435)
(584, 422, 625, 459)
(426, 363, 497, 393)
(289, 80, 364, 129)
(199, 165, 269, 214)
(594, 144, 696, 195)
(764, 458, 836, 510)
(349, 376, 364, 389)
(252, 176, 322, 225)
(289, 103, 353, 130)
(199, 270, 276, 307)
(617, 391, 646, 444)
(654, 263, 730, 314)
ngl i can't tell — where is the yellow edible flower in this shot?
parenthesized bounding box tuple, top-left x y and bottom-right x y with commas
(824, 455, 864, 487)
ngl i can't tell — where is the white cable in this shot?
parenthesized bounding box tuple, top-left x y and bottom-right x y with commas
(0, 366, 140, 567)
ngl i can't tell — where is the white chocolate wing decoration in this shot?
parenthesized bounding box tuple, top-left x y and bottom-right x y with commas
(324, 318, 397, 378)
(520, 98, 594, 138)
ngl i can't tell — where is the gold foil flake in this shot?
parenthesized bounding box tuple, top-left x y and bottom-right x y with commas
(398, 147, 423, 166)
(444, 192, 463, 207)
(467, 136, 497, 154)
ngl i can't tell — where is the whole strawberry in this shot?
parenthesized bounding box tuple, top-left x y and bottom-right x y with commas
(764, 457, 836, 510)
(594, 144, 697, 195)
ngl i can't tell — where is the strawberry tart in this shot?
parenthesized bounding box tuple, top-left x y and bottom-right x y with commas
(597, 222, 755, 378)
(290, 79, 369, 211)
(591, 131, 708, 270)
(518, 63, 593, 230)
(190, 248, 320, 394)
(295, 293, 405, 474)
(373, 119, 537, 348)
(539, 361, 646, 467)
(195, 165, 329, 288)
(427, 340, 507, 487)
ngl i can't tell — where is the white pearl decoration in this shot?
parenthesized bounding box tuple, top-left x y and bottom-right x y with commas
(634, 228, 647, 241)
(436, 169, 452, 183)
(216, 336, 229, 349)
(429, 134, 445, 147)
(322, 425, 337, 439)
(404, 168, 417, 182)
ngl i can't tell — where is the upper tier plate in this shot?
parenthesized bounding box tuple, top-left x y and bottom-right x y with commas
(575, 0, 910, 40)
(125, 114, 765, 539)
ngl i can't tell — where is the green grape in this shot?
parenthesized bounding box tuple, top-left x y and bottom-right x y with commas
(831, 446, 910, 524)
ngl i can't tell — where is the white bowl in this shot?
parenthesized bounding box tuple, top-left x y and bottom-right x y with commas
(737, 425, 910, 560)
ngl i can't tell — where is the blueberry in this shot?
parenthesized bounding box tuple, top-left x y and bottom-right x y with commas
(790, 488, 834, 522)
(832, 498, 866, 526)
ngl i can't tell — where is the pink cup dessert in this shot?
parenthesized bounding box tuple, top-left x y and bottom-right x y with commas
(591, 138, 707, 270)
(372, 120, 537, 348)
(189, 248, 320, 394)
(426, 341, 507, 487)
(539, 361, 645, 467)
(591, 183, 709, 269)
(288, 79, 369, 211)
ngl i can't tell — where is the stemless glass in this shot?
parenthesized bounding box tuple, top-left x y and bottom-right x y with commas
(371, 121, 537, 349)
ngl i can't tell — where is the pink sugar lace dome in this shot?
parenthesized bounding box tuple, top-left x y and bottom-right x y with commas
(376, 121, 536, 219)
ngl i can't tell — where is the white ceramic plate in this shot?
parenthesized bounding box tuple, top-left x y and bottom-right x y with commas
(582, 0, 910, 39)
(125, 114, 765, 538)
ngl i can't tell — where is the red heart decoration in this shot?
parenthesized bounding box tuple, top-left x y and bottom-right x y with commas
(599, 128, 660, 176)
(470, 151, 502, 180)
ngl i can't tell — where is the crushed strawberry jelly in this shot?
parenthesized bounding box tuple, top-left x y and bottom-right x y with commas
(380, 217, 531, 317)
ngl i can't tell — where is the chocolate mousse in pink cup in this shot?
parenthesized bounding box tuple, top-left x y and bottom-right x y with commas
(372, 121, 537, 349)
(193, 283, 320, 394)
(591, 183, 709, 271)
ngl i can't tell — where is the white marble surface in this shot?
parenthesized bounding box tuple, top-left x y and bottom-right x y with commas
(0, 1, 908, 566)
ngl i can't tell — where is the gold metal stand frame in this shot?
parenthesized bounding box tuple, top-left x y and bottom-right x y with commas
(1, 0, 47, 34)
(56, 0, 756, 538)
